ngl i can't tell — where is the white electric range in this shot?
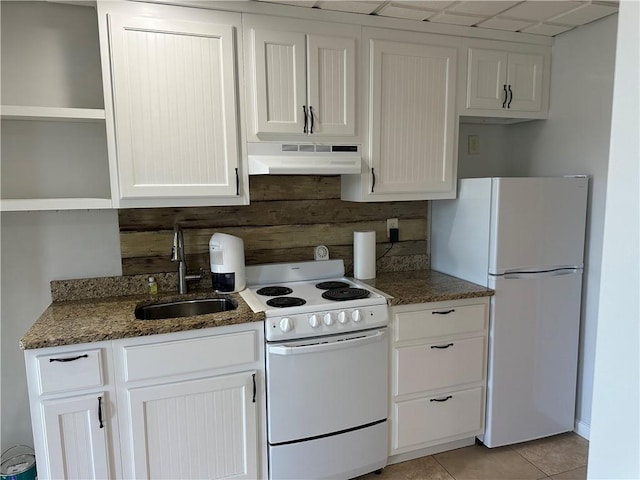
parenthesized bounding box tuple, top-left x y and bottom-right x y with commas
(239, 259, 390, 479)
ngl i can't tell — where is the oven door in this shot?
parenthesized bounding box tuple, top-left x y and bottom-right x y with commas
(266, 328, 388, 444)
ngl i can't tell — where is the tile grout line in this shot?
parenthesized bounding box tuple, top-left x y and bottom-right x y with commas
(431, 453, 458, 480)
(510, 446, 552, 478)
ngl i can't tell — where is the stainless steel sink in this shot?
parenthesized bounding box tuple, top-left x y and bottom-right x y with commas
(135, 298, 237, 320)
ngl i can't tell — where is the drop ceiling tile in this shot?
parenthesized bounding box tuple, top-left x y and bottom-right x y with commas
(393, 1, 456, 12)
(428, 11, 483, 26)
(549, 3, 618, 25)
(521, 22, 576, 35)
(499, 1, 582, 21)
(475, 16, 535, 31)
(447, 1, 519, 16)
(378, 4, 436, 20)
(315, 1, 381, 14)
(256, 0, 317, 6)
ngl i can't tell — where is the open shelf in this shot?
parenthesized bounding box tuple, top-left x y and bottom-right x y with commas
(1, 105, 106, 122)
(0, 198, 113, 212)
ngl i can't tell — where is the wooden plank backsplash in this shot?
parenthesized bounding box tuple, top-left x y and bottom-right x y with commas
(118, 175, 429, 275)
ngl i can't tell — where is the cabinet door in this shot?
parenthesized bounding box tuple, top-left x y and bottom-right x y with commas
(506, 52, 544, 112)
(251, 29, 307, 135)
(108, 14, 240, 199)
(125, 372, 257, 479)
(466, 48, 508, 110)
(307, 35, 356, 136)
(42, 393, 112, 480)
(369, 39, 457, 196)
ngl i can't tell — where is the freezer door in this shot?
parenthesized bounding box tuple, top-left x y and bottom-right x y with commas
(482, 269, 582, 447)
(489, 177, 588, 274)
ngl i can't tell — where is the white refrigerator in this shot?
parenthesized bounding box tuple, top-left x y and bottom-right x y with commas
(431, 176, 588, 448)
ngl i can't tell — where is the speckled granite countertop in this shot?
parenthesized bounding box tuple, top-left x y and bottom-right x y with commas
(21, 269, 491, 350)
(364, 270, 493, 305)
(20, 291, 265, 350)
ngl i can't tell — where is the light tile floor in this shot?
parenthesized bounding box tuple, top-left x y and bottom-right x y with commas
(358, 433, 589, 480)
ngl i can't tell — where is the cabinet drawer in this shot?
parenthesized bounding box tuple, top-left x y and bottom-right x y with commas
(122, 330, 257, 382)
(37, 349, 104, 395)
(395, 336, 485, 395)
(393, 387, 484, 450)
(395, 303, 486, 342)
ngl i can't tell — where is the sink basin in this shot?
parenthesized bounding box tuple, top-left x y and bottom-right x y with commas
(135, 298, 237, 320)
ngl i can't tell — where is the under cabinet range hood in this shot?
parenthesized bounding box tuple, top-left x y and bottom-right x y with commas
(247, 143, 361, 175)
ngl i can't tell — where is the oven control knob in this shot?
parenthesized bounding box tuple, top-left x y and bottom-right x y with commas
(279, 317, 293, 332)
(309, 314, 320, 328)
(338, 311, 348, 324)
(323, 313, 334, 326)
(352, 310, 362, 322)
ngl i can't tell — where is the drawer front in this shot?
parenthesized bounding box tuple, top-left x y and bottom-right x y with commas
(395, 303, 486, 342)
(123, 330, 257, 382)
(395, 336, 485, 395)
(37, 349, 104, 395)
(393, 387, 484, 450)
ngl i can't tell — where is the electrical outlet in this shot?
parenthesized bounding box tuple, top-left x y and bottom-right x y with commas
(387, 218, 398, 238)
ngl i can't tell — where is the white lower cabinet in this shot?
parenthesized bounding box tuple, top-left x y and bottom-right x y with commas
(41, 393, 112, 479)
(25, 323, 266, 479)
(389, 297, 489, 457)
(126, 373, 258, 479)
(24, 342, 121, 480)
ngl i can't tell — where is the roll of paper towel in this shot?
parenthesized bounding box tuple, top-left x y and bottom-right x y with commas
(353, 230, 376, 279)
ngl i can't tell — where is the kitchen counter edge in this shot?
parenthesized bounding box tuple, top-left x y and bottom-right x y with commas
(20, 291, 265, 350)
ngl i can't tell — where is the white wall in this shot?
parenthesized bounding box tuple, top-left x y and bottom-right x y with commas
(457, 123, 511, 178)
(1, 210, 122, 450)
(504, 14, 618, 438)
(588, 1, 639, 477)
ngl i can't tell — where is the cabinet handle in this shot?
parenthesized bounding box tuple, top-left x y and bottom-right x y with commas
(431, 343, 454, 349)
(430, 395, 453, 403)
(302, 105, 308, 133)
(502, 85, 508, 108)
(252, 373, 256, 403)
(49, 354, 88, 363)
(432, 309, 455, 315)
(371, 168, 376, 193)
(309, 106, 314, 134)
(97, 396, 104, 429)
(235, 168, 239, 196)
(507, 85, 513, 108)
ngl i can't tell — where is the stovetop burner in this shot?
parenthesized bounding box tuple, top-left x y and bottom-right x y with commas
(266, 297, 307, 308)
(315, 281, 351, 290)
(322, 288, 371, 301)
(257, 286, 293, 297)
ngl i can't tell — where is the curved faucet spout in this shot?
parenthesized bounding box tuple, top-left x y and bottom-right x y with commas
(170, 223, 201, 294)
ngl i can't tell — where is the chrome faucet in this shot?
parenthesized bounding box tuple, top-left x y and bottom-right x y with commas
(171, 223, 202, 294)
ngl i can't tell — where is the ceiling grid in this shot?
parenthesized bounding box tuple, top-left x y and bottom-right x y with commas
(254, 0, 619, 37)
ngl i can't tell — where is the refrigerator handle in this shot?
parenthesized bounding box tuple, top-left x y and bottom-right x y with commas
(504, 267, 579, 280)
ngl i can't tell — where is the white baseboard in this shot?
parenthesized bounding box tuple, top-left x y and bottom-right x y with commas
(387, 438, 476, 465)
(575, 419, 591, 440)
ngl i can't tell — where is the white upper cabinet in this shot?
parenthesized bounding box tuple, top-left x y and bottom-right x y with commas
(341, 28, 458, 202)
(461, 43, 549, 120)
(244, 15, 358, 141)
(97, 2, 248, 207)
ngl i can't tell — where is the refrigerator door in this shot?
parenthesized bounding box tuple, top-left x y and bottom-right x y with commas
(481, 269, 582, 447)
(431, 178, 493, 286)
(489, 177, 588, 275)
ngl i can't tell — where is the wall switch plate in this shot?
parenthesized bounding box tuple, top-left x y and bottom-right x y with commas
(387, 218, 398, 238)
(468, 134, 480, 155)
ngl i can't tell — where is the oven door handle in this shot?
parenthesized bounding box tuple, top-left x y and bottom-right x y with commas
(269, 330, 386, 356)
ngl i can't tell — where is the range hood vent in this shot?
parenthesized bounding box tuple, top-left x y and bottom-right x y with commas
(247, 143, 361, 175)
